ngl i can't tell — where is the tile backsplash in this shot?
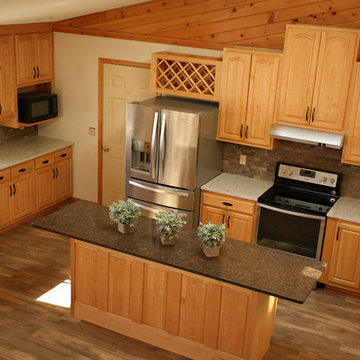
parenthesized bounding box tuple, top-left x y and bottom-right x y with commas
(223, 141, 360, 199)
(0, 125, 37, 146)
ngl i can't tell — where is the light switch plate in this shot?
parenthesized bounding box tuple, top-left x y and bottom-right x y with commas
(89, 127, 96, 136)
(240, 154, 246, 165)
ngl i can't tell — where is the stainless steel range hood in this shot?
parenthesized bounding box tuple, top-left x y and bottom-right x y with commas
(270, 124, 344, 149)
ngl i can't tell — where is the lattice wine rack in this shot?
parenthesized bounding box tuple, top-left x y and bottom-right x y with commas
(150, 52, 222, 101)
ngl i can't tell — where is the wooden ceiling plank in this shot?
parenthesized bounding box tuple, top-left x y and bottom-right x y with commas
(122, 0, 321, 36)
(228, 33, 286, 49)
(157, 0, 326, 38)
(85, 0, 257, 31)
(55, 0, 205, 27)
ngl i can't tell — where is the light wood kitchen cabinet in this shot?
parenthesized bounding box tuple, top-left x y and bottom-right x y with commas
(71, 239, 276, 360)
(342, 63, 360, 165)
(35, 147, 72, 210)
(0, 169, 12, 228)
(0, 35, 16, 121)
(278, 25, 358, 132)
(15, 32, 53, 85)
(218, 48, 280, 149)
(321, 217, 360, 295)
(200, 190, 256, 243)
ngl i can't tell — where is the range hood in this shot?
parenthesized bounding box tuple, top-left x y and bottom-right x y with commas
(270, 124, 344, 149)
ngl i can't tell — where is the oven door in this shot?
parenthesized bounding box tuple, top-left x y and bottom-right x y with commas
(254, 203, 326, 260)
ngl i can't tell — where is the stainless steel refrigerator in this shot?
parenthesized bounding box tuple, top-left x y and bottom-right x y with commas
(125, 96, 222, 228)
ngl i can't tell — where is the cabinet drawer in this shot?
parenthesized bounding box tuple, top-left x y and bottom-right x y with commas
(10, 161, 34, 178)
(35, 153, 55, 169)
(0, 168, 11, 182)
(54, 147, 72, 162)
(202, 191, 255, 215)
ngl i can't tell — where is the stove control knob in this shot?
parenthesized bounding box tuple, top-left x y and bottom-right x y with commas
(330, 178, 335, 184)
(330, 198, 336, 204)
(323, 177, 328, 183)
(281, 168, 286, 175)
(288, 170, 293, 176)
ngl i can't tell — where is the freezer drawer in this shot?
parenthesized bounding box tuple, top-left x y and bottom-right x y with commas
(128, 198, 194, 230)
(126, 178, 195, 211)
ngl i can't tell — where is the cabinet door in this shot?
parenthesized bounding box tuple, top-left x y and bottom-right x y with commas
(328, 222, 360, 289)
(0, 180, 12, 227)
(311, 30, 358, 131)
(0, 35, 16, 120)
(218, 49, 251, 142)
(35, 166, 55, 210)
(200, 204, 225, 225)
(54, 159, 72, 201)
(342, 64, 360, 165)
(245, 53, 280, 149)
(278, 26, 321, 126)
(15, 33, 36, 85)
(227, 211, 254, 243)
(35, 32, 53, 82)
(12, 173, 34, 221)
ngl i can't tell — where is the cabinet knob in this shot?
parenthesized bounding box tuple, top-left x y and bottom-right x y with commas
(103, 145, 110, 152)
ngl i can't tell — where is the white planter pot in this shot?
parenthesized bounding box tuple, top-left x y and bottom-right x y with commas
(160, 236, 176, 245)
(118, 222, 134, 234)
(203, 245, 220, 257)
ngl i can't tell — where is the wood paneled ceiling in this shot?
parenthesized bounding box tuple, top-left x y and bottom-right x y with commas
(54, 0, 360, 50)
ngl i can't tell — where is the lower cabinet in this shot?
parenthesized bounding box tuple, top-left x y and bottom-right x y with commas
(0, 146, 72, 233)
(321, 217, 360, 295)
(200, 190, 256, 243)
(71, 239, 277, 360)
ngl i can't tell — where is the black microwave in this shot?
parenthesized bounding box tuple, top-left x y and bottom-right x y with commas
(18, 91, 58, 124)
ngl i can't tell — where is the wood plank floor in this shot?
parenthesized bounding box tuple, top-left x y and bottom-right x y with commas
(0, 222, 359, 360)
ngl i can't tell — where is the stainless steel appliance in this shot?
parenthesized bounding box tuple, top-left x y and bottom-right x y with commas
(255, 163, 342, 259)
(125, 96, 222, 228)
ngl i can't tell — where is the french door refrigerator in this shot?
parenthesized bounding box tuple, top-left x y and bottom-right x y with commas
(125, 96, 222, 228)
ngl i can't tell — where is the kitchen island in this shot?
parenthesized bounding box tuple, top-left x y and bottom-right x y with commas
(33, 201, 326, 360)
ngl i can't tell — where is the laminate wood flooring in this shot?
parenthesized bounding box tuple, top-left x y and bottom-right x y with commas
(0, 223, 359, 360)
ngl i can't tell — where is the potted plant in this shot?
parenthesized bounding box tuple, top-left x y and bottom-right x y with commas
(109, 199, 141, 234)
(198, 222, 227, 257)
(155, 210, 186, 245)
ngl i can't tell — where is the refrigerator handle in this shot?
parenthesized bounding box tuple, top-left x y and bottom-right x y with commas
(159, 112, 166, 177)
(150, 112, 159, 179)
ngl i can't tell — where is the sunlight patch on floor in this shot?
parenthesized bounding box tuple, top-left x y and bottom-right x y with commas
(36, 279, 71, 308)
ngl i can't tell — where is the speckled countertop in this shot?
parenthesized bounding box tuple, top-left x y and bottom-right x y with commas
(33, 201, 326, 304)
(328, 197, 360, 224)
(0, 136, 73, 170)
(201, 173, 272, 201)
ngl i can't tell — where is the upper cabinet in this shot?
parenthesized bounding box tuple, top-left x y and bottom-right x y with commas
(15, 32, 53, 86)
(0, 35, 16, 121)
(278, 25, 359, 132)
(217, 48, 280, 149)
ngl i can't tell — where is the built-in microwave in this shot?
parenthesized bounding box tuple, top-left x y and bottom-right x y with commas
(18, 91, 58, 124)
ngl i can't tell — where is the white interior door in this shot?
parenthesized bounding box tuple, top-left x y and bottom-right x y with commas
(102, 63, 153, 206)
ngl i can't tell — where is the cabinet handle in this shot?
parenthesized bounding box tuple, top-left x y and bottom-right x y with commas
(42, 160, 49, 164)
(36, 66, 40, 78)
(13, 184, 16, 196)
(0, 103, 2, 115)
(18, 168, 26, 173)
(56, 168, 58, 178)
(60, 153, 67, 158)
(222, 214, 225, 223)
(305, 106, 309, 122)
(9, 185, 12, 197)
(0, 176, 3, 181)
(240, 124, 243, 138)
(245, 125, 248, 139)
(33, 66, 36, 79)
(52, 168, 55, 179)
(222, 202, 233, 207)
(336, 226, 340, 241)
(227, 215, 230, 228)
(312, 107, 315, 122)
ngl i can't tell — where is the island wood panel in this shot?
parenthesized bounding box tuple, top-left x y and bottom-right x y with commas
(53, 0, 360, 50)
(71, 239, 277, 360)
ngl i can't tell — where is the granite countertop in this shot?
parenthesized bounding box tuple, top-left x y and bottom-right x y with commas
(328, 197, 360, 224)
(33, 201, 326, 304)
(201, 173, 272, 201)
(0, 136, 73, 170)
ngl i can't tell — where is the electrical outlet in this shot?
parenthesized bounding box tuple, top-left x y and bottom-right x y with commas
(240, 154, 247, 165)
(89, 127, 96, 136)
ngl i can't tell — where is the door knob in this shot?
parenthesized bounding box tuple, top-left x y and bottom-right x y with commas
(103, 145, 110, 152)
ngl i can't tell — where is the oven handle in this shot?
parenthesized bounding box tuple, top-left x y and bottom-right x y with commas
(257, 203, 326, 221)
